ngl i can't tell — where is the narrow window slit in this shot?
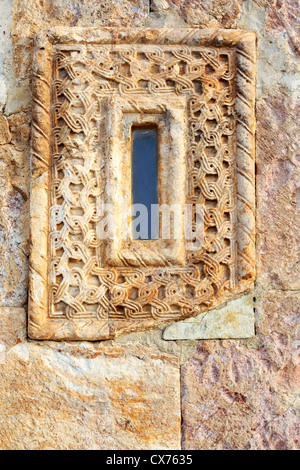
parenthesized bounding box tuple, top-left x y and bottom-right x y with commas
(131, 126, 159, 240)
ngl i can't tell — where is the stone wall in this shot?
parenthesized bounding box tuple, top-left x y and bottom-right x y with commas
(0, 0, 299, 449)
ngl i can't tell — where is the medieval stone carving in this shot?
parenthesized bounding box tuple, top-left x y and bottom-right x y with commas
(29, 28, 256, 340)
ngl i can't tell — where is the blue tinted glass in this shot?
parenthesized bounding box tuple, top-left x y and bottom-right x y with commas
(132, 127, 159, 240)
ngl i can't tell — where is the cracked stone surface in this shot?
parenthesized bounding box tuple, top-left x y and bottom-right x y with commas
(0, 339, 180, 450)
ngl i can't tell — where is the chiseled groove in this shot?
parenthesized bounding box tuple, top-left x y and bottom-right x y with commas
(237, 167, 255, 186)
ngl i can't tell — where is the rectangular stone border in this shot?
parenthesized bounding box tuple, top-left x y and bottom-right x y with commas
(29, 28, 256, 340)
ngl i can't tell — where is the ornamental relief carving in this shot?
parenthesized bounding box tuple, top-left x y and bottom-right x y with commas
(29, 28, 256, 340)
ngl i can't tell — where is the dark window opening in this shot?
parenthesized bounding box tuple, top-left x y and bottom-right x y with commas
(131, 126, 159, 240)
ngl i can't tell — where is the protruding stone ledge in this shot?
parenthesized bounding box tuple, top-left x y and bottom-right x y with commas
(163, 293, 255, 340)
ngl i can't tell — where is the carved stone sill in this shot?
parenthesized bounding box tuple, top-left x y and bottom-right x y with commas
(29, 28, 256, 340)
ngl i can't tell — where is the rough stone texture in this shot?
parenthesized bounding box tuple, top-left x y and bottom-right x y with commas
(0, 341, 180, 450)
(13, 0, 149, 32)
(0, 307, 26, 352)
(0, 115, 11, 144)
(0, 0, 298, 451)
(145, 7, 188, 26)
(163, 293, 255, 340)
(181, 291, 300, 449)
(159, 0, 244, 28)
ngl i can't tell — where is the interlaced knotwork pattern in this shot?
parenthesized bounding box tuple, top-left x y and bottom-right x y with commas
(29, 28, 256, 340)
(50, 44, 235, 320)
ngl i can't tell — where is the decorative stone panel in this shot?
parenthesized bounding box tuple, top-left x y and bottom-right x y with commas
(29, 28, 256, 340)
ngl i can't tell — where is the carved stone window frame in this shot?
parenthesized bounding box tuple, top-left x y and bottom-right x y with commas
(103, 95, 187, 267)
(29, 28, 256, 340)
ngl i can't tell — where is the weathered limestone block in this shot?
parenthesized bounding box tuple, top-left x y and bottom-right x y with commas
(0, 342, 181, 450)
(150, 0, 171, 10)
(237, 0, 300, 103)
(145, 4, 188, 27)
(256, 88, 300, 291)
(12, 0, 149, 34)
(163, 293, 255, 340)
(0, 115, 11, 145)
(0, 307, 26, 360)
(181, 291, 300, 450)
(160, 0, 243, 28)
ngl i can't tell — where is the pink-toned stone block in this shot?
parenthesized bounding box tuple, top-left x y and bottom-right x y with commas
(181, 291, 300, 450)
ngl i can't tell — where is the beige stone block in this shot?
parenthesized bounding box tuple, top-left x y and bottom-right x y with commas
(12, 0, 149, 37)
(0, 115, 11, 145)
(144, 9, 188, 27)
(163, 293, 255, 340)
(0, 308, 26, 361)
(160, 0, 243, 28)
(0, 342, 181, 450)
(181, 291, 300, 450)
